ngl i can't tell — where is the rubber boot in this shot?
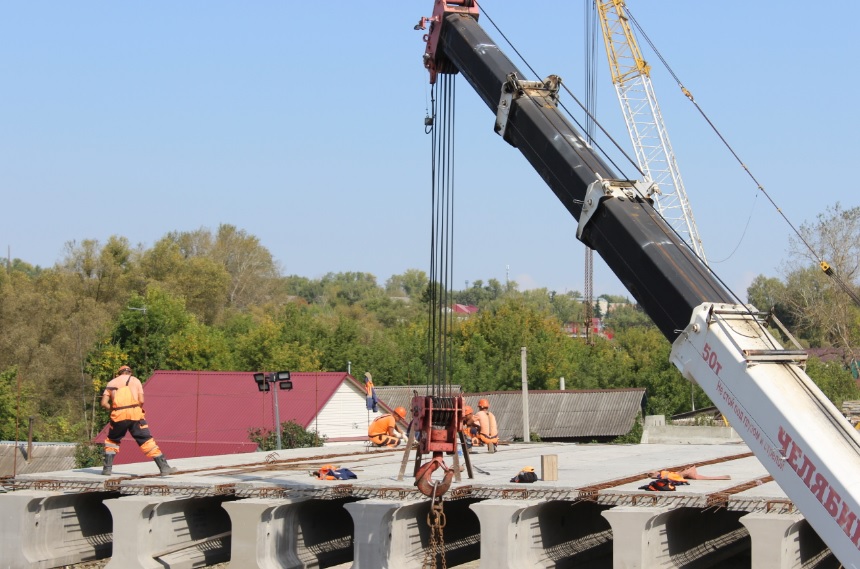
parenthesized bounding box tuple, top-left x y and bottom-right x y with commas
(101, 453, 115, 476)
(154, 455, 178, 476)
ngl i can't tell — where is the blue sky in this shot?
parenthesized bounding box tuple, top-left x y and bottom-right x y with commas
(2, 1, 856, 300)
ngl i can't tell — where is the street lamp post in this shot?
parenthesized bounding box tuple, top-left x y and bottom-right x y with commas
(253, 371, 292, 450)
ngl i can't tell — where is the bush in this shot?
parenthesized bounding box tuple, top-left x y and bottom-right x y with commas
(74, 442, 103, 468)
(612, 416, 643, 444)
(248, 420, 327, 451)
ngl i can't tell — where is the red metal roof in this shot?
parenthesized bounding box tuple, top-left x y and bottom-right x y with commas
(95, 371, 358, 464)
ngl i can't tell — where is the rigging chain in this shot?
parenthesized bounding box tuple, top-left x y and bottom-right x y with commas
(422, 496, 447, 569)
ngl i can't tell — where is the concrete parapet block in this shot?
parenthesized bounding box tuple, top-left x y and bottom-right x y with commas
(470, 499, 542, 569)
(104, 494, 234, 569)
(601, 506, 671, 569)
(740, 512, 806, 569)
(0, 489, 114, 569)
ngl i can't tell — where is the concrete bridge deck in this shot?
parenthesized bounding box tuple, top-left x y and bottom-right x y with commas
(0, 441, 838, 568)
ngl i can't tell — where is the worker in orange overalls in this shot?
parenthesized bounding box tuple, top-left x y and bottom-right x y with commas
(461, 405, 478, 447)
(473, 399, 499, 451)
(100, 365, 177, 476)
(368, 407, 407, 447)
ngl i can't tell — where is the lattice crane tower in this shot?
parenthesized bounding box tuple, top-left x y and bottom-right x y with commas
(597, 0, 707, 262)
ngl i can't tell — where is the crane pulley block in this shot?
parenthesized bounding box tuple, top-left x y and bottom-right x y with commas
(415, 0, 479, 84)
(495, 73, 562, 140)
(576, 178, 656, 241)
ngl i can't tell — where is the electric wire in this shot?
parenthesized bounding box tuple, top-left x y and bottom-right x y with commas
(624, 6, 859, 305)
(478, 3, 642, 181)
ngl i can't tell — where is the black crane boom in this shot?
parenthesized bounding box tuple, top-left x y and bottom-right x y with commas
(427, 10, 734, 340)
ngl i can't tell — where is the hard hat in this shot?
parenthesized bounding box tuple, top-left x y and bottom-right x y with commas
(364, 372, 372, 381)
(463, 405, 473, 416)
(478, 398, 489, 409)
(394, 406, 407, 419)
(521, 466, 535, 473)
(118, 365, 132, 374)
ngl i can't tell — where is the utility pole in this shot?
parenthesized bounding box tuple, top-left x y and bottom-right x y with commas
(521, 347, 530, 443)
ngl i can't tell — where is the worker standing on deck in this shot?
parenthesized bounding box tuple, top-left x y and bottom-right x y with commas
(473, 399, 499, 451)
(100, 365, 178, 476)
(368, 407, 407, 447)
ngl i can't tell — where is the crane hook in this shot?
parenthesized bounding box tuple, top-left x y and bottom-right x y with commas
(415, 455, 455, 498)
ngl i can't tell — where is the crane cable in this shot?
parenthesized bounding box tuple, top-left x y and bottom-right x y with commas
(623, 7, 860, 307)
(478, 4, 643, 182)
(426, 76, 457, 398)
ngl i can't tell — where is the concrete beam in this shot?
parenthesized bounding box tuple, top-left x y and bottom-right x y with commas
(104, 494, 234, 569)
(0, 489, 114, 569)
(470, 499, 542, 569)
(222, 497, 307, 569)
(223, 496, 356, 569)
(346, 498, 481, 569)
(601, 506, 672, 569)
(344, 499, 408, 569)
(518, 500, 613, 567)
(740, 512, 811, 569)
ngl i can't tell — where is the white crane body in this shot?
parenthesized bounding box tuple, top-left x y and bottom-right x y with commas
(672, 303, 860, 565)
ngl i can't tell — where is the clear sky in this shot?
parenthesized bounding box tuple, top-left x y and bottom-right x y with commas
(2, 1, 857, 300)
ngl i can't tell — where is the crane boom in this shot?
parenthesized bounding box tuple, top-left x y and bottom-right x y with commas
(416, 2, 860, 565)
(597, 0, 707, 262)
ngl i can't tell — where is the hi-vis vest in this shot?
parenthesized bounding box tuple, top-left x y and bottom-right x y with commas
(474, 410, 498, 438)
(658, 470, 686, 483)
(109, 376, 144, 422)
(368, 414, 395, 437)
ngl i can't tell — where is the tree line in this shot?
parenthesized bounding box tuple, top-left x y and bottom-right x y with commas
(2, 205, 859, 445)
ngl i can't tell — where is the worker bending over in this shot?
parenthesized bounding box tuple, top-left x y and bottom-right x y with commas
(368, 406, 407, 447)
(461, 405, 478, 446)
(473, 399, 499, 451)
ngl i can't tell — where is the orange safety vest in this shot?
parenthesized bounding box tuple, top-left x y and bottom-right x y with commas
(474, 410, 498, 438)
(659, 470, 686, 483)
(109, 376, 144, 422)
(368, 414, 395, 437)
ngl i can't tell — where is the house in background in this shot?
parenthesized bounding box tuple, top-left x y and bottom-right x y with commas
(95, 371, 398, 464)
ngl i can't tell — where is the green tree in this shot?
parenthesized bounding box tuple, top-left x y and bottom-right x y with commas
(212, 224, 280, 309)
(113, 287, 193, 377)
(806, 357, 860, 407)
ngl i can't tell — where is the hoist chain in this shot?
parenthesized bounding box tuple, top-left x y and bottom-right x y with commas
(422, 498, 447, 569)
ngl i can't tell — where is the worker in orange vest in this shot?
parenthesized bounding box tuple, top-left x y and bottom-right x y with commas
(368, 407, 407, 447)
(461, 405, 478, 446)
(473, 399, 499, 451)
(100, 365, 177, 476)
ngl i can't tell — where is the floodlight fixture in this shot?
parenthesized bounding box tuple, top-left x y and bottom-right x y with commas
(253, 372, 270, 392)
